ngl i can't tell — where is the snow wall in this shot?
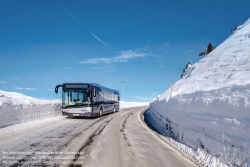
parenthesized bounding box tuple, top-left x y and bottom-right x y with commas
(0, 104, 61, 128)
(0, 90, 61, 128)
(149, 18, 250, 166)
(149, 86, 250, 166)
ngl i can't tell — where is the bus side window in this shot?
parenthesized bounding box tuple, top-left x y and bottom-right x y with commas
(95, 91, 99, 103)
(98, 92, 103, 102)
(93, 91, 98, 104)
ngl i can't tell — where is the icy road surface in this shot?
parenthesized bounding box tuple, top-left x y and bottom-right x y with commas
(0, 107, 195, 167)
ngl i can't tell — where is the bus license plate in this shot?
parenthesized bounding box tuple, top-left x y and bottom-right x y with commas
(73, 114, 79, 116)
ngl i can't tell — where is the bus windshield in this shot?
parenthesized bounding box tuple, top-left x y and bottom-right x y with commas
(63, 89, 91, 107)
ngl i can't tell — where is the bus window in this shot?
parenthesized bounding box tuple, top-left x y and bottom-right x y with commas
(63, 90, 91, 106)
(93, 91, 99, 104)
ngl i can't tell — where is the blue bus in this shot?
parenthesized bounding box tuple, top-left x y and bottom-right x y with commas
(55, 83, 120, 117)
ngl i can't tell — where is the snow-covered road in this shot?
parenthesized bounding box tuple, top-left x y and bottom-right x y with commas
(0, 107, 195, 167)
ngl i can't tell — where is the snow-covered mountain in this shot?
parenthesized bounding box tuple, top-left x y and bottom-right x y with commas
(149, 18, 250, 166)
(120, 101, 149, 108)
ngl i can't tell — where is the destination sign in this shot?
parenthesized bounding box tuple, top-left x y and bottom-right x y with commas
(64, 84, 89, 89)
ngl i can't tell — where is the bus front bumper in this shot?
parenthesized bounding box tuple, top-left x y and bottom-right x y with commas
(62, 107, 92, 117)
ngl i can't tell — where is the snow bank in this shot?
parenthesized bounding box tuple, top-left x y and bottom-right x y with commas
(149, 18, 250, 166)
(0, 90, 61, 128)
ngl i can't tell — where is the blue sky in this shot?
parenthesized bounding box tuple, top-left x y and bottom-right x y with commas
(0, 0, 249, 102)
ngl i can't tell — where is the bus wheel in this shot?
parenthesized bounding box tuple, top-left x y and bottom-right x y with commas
(99, 108, 103, 117)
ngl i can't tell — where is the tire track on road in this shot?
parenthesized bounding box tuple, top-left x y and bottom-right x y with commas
(64, 108, 137, 167)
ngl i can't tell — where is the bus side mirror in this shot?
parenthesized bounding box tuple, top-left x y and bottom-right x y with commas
(93, 89, 96, 97)
(55, 85, 63, 94)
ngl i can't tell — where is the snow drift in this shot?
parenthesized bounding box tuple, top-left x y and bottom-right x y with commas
(149, 18, 250, 166)
(0, 90, 61, 128)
